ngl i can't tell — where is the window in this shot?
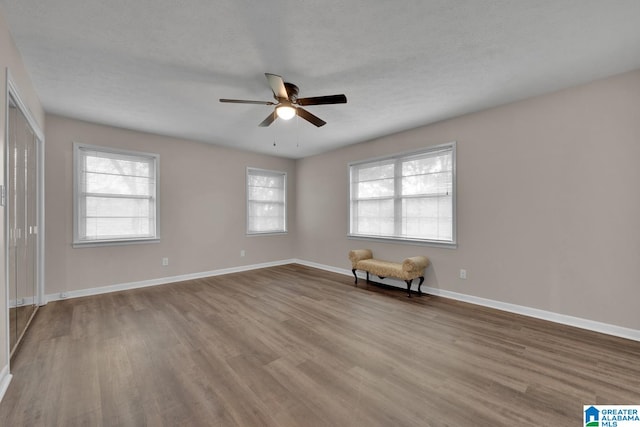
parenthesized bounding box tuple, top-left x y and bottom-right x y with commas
(73, 143, 159, 246)
(349, 142, 456, 246)
(247, 168, 287, 234)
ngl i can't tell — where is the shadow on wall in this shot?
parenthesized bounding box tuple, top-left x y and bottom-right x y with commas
(424, 265, 439, 291)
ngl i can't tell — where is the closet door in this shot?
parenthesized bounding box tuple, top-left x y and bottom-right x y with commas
(7, 94, 39, 356)
(18, 120, 37, 338)
(25, 129, 38, 321)
(8, 100, 18, 351)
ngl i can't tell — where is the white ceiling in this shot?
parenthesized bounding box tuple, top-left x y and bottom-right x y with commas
(2, 1, 640, 158)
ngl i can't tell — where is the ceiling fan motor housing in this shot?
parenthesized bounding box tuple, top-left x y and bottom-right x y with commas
(283, 82, 299, 102)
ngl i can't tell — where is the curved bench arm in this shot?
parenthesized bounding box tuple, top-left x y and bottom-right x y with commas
(348, 249, 373, 268)
(402, 256, 430, 275)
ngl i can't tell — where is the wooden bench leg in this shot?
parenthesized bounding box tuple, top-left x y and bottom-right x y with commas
(418, 276, 424, 296)
(405, 279, 413, 297)
(352, 269, 358, 285)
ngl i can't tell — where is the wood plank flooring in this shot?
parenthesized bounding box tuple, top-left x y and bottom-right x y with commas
(1, 264, 639, 426)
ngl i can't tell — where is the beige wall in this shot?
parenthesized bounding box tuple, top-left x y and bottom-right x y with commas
(0, 9, 44, 380)
(45, 115, 296, 295)
(296, 69, 640, 331)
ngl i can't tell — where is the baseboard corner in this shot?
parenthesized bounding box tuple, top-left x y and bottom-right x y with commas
(0, 364, 13, 403)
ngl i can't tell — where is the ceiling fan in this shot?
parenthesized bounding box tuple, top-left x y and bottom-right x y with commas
(220, 73, 347, 127)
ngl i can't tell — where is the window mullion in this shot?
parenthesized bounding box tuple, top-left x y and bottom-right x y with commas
(394, 159, 402, 237)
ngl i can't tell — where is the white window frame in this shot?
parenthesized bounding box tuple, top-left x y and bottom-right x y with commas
(246, 167, 287, 235)
(73, 143, 160, 247)
(348, 142, 457, 248)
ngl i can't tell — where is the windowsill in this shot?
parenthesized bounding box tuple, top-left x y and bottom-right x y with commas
(246, 231, 288, 237)
(347, 234, 457, 249)
(73, 238, 160, 248)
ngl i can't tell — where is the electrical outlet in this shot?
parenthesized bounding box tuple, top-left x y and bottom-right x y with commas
(240, 250, 245, 257)
(459, 269, 467, 280)
(162, 257, 169, 266)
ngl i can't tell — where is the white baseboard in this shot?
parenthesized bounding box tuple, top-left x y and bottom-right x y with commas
(45, 259, 296, 303)
(42, 258, 639, 342)
(0, 364, 12, 404)
(294, 259, 640, 342)
(9, 296, 37, 308)
(294, 259, 349, 276)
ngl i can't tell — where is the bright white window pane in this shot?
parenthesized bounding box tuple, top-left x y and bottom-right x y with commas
(357, 162, 394, 181)
(357, 178, 395, 198)
(402, 152, 452, 175)
(74, 144, 159, 245)
(247, 202, 285, 230)
(85, 154, 151, 176)
(354, 199, 394, 236)
(85, 217, 152, 239)
(247, 168, 287, 234)
(86, 197, 151, 217)
(85, 172, 154, 196)
(402, 196, 453, 240)
(402, 171, 452, 196)
(402, 152, 453, 196)
(248, 174, 284, 189)
(247, 187, 285, 202)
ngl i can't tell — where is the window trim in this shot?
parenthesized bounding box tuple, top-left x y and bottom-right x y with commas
(246, 167, 288, 236)
(347, 141, 457, 248)
(73, 143, 160, 247)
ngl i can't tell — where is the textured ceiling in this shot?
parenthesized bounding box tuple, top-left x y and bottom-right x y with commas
(2, 0, 640, 158)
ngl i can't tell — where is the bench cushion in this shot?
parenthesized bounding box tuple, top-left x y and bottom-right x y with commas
(355, 255, 429, 281)
(357, 258, 404, 278)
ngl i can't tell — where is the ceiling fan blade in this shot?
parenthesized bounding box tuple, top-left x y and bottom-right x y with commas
(265, 73, 289, 100)
(296, 107, 326, 127)
(297, 94, 347, 106)
(258, 111, 277, 127)
(219, 98, 275, 105)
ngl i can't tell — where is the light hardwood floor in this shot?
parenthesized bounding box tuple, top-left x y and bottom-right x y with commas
(1, 264, 639, 426)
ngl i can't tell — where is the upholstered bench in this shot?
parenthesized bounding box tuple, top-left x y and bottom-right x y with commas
(348, 249, 430, 297)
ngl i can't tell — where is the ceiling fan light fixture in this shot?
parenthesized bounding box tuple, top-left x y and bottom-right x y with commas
(276, 104, 296, 120)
